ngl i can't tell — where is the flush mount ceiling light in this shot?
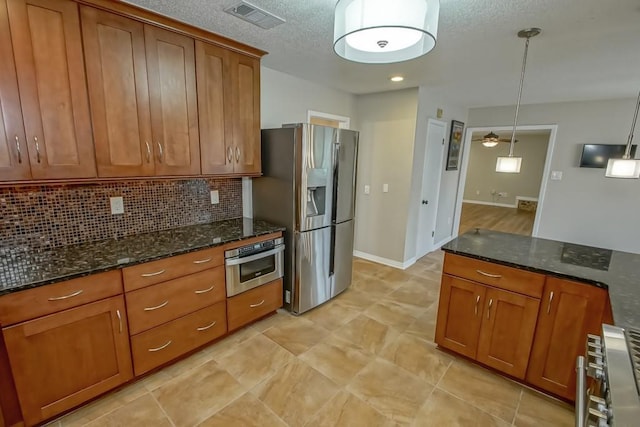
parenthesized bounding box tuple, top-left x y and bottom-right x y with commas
(333, 0, 439, 64)
(496, 28, 541, 173)
(605, 91, 640, 179)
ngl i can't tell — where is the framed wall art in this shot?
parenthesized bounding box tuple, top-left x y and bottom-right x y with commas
(446, 120, 465, 171)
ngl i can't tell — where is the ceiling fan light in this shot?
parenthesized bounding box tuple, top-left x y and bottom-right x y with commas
(605, 158, 640, 178)
(496, 156, 522, 173)
(333, 0, 439, 64)
(482, 141, 499, 148)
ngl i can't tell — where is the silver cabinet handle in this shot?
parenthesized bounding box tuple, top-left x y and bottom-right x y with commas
(157, 142, 163, 163)
(474, 295, 480, 316)
(193, 257, 212, 264)
(15, 136, 21, 163)
(34, 136, 41, 163)
(116, 309, 123, 334)
(194, 285, 214, 294)
(250, 299, 265, 308)
(476, 270, 502, 279)
(141, 269, 166, 278)
(144, 300, 168, 311)
(48, 289, 83, 301)
(547, 291, 554, 314)
(145, 141, 151, 163)
(487, 298, 493, 319)
(148, 340, 172, 352)
(197, 321, 217, 331)
(235, 146, 240, 163)
(227, 146, 232, 163)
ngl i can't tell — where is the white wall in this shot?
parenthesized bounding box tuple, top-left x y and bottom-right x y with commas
(353, 88, 419, 265)
(468, 97, 640, 254)
(463, 134, 549, 206)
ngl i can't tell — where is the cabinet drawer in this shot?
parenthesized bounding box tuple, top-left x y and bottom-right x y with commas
(126, 267, 225, 334)
(443, 253, 544, 298)
(131, 301, 227, 376)
(123, 246, 223, 292)
(0, 270, 123, 325)
(227, 279, 283, 332)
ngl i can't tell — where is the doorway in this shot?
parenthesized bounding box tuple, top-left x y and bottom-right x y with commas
(452, 124, 557, 238)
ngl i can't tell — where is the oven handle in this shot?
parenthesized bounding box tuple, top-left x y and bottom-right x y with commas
(576, 355, 586, 427)
(224, 245, 284, 266)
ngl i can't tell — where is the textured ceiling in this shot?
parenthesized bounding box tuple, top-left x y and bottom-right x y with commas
(122, 0, 640, 108)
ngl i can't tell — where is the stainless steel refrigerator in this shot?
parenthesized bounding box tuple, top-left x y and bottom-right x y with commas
(253, 124, 358, 315)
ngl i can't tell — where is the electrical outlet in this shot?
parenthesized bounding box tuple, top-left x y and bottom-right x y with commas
(210, 190, 219, 204)
(110, 196, 124, 215)
(383, 183, 389, 193)
(498, 192, 508, 197)
(364, 185, 370, 195)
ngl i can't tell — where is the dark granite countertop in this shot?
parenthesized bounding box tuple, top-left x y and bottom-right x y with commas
(0, 218, 285, 296)
(442, 229, 640, 329)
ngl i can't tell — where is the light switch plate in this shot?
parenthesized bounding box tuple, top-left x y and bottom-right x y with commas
(551, 171, 563, 181)
(110, 196, 124, 215)
(210, 190, 220, 204)
(364, 185, 370, 195)
(383, 183, 389, 193)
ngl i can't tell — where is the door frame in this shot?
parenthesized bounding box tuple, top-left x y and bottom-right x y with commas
(416, 118, 447, 258)
(452, 124, 558, 238)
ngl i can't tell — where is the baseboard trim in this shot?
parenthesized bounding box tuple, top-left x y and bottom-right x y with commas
(462, 199, 516, 208)
(353, 250, 416, 270)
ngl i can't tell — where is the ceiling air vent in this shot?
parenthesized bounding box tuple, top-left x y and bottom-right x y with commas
(224, 1, 285, 30)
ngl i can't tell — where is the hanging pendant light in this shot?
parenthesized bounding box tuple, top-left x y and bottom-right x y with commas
(333, 0, 439, 64)
(605, 91, 640, 179)
(496, 28, 541, 173)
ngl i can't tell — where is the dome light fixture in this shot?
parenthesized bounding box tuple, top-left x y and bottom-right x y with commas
(605, 91, 640, 179)
(496, 28, 541, 173)
(333, 0, 439, 64)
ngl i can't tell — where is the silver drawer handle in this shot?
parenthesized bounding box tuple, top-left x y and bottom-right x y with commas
(34, 136, 41, 163)
(148, 340, 172, 352)
(193, 257, 212, 264)
(487, 298, 493, 319)
(547, 291, 554, 314)
(157, 141, 163, 163)
(48, 289, 83, 301)
(250, 299, 265, 308)
(145, 141, 151, 163)
(235, 146, 240, 163)
(227, 147, 232, 163)
(116, 309, 123, 334)
(474, 295, 480, 316)
(195, 285, 214, 294)
(15, 136, 21, 163)
(144, 301, 168, 311)
(197, 321, 217, 331)
(141, 269, 166, 277)
(476, 269, 502, 279)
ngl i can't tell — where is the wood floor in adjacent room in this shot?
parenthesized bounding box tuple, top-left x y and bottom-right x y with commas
(459, 203, 535, 236)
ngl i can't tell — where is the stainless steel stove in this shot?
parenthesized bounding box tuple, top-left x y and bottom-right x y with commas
(576, 324, 640, 426)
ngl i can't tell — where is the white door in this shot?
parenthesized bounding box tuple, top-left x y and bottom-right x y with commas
(416, 119, 447, 258)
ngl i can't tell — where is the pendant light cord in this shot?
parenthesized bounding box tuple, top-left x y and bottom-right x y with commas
(623, 91, 640, 159)
(509, 36, 531, 157)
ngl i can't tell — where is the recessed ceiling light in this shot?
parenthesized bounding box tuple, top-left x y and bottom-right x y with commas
(390, 76, 404, 82)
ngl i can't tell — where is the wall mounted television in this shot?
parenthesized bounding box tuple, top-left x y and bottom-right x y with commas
(579, 144, 637, 168)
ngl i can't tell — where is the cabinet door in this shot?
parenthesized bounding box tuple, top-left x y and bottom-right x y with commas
(526, 277, 608, 400)
(0, 0, 30, 181)
(229, 53, 261, 174)
(81, 6, 154, 177)
(196, 41, 234, 175)
(476, 287, 540, 379)
(7, 0, 95, 179)
(2, 296, 133, 426)
(435, 275, 485, 359)
(145, 25, 200, 176)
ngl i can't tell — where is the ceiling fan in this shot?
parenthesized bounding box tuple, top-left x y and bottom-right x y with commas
(472, 131, 518, 147)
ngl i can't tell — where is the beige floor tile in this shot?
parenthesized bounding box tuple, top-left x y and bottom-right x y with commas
(153, 347, 214, 379)
(201, 326, 259, 360)
(333, 314, 400, 355)
(153, 359, 245, 427)
(353, 258, 391, 277)
(334, 287, 378, 312)
(303, 298, 362, 330)
(364, 299, 426, 331)
(351, 276, 397, 297)
(198, 392, 287, 427)
(83, 394, 170, 427)
(59, 381, 147, 426)
(405, 303, 438, 344)
(214, 334, 295, 388)
(386, 283, 439, 308)
(437, 360, 523, 424)
(299, 334, 374, 386)
(514, 389, 574, 427)
(263, 316, 330, 355)
(249, 310, 295, 333)
(348, 358, 433, 425)
(414, 389, 510, 427)
(380, 333, 453, 385)
(305, 390, 395, 427)
(380, 268, 415, 284)
(252, 359, 339, 427)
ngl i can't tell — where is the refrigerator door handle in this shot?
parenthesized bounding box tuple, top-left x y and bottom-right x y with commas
(329, 224, 336, 277)
(331, 141, 340, 222)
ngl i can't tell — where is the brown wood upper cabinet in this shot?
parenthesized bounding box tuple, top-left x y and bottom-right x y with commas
(81, 7, 200, 177)
(197, 41, 261, 175)
(1, 0, 96, 180)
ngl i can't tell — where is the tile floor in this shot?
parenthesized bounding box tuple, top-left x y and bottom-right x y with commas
(51, 251, 574, 427)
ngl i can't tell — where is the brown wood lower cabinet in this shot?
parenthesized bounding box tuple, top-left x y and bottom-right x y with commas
(2, 296, 132, 426)
(227, 279, 283, 332)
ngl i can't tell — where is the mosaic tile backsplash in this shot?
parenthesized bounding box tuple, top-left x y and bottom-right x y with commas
(0, 178, 242, 254)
